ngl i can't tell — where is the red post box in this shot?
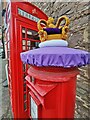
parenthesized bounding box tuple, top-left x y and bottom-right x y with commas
(5, 1, 47, 118)
(21, 44, 90, 119)
(20, 13, 90, 119)
(25, 66, 79, 119)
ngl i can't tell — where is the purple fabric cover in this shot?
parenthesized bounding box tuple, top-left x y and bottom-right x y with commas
(20, 47, 90, 68)
(43, 28, 62, 35)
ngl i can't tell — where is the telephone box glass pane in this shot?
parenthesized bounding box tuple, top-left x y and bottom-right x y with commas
(27, 29, 39, 40)
(22, 40, 26, 46)
(22, 27, 26, 38)
(27, 29, 33, 38)
(35, 42, 39, 48)
(24, 102, 27, 110)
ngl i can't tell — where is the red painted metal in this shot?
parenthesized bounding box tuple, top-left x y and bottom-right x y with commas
(5, 1, 48, 118)
(26, 66, 79, 119)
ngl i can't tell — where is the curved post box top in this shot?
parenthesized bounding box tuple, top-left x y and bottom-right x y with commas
(20, 46, 90, 68)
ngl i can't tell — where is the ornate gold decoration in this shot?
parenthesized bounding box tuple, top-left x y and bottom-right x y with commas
(37, 16, 70, 42)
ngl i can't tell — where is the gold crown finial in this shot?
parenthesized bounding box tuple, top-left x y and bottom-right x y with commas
(37, 16, 70, 42)
(47, 17, 55, 28)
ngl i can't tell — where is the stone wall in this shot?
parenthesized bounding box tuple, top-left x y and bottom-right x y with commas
(32, 2, 90, 118)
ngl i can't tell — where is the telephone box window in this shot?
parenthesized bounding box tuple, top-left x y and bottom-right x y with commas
(27, 41, 31, 50)
(27, 29, 39, 40)
(22, 40, 26, 46)
(35, 42, 39, 48)
(24, 102, 27, 111)
(24, 93, 26, 100)
(23, 64, 26, 72)
(27, 29, 32, 38)
(22, 28, 26, 38)
(21, 27, 40, 113)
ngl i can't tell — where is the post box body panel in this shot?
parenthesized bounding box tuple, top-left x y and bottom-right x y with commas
(5, 2, 48, 118)
(26, 66, 79, 119)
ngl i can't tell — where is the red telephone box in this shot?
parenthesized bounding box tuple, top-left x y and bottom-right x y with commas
(5, 1, 48, 118)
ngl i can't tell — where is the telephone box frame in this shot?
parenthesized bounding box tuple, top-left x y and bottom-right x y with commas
(5, 1, 48, 118)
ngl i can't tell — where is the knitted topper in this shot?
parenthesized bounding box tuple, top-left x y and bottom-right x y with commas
(37, 16, 70, 42)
